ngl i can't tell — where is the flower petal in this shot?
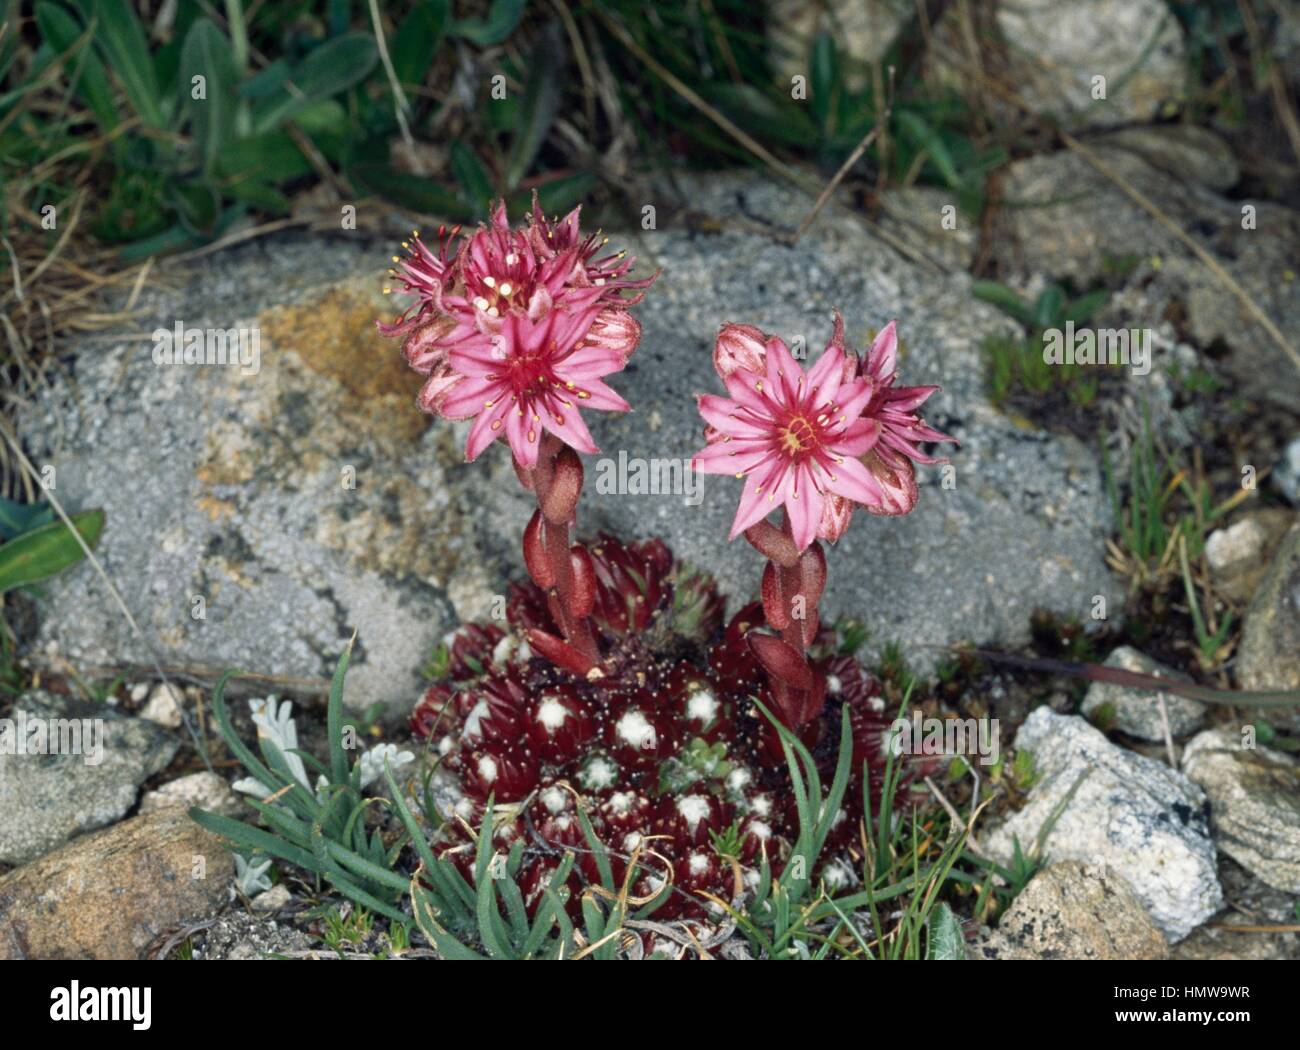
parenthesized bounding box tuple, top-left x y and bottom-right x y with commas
(821, 454, 885, 508)
(540, 396, 599, 454)
(787, 465, 823, 551)
(464, 398, 510, 461)
(728, 458, 789, 539)
(831, 417, 881, 457)
(869, 320, 898, 380)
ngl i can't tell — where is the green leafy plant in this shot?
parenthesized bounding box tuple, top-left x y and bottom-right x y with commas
(0, 498, 103, 696)
(0, 502, 103, 594)
(707, 30, 1002, 210)
(25, 1, 378, 253)
(1100, 405, 1244, 588)
(973, 280, 1110, 406)
(191, 645, 415, 928)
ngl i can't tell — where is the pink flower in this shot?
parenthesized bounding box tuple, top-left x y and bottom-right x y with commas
(692, 313, 956, 550)
(378, 225, 462, 338)
(377, 197, 654, 464)
(527, 197, 657, 308)
(440, 305, 631, 467)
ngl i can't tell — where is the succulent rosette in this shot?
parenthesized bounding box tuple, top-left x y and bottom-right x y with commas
(409, 538, 922, 922)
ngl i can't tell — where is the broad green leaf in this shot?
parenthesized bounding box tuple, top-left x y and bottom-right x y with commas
(451, 141, 495, 212)
(505, 23, 562, 189)
(971, 280, 1035, 326)
(327, 641, 353, 786)
(450, 0, 525, 46)
(1033, 284, 1064, 329)
(166, 177, 221, 236)
(927, 902, 966, 959)
(509, 171, 595, 219)
(347, 161, 476, 221)
(897, 109, 960, 188)
(216, 129, 312, 184)
(0, 509, 103, 594)
(35, 2, 119, 134)
(392, 0, 449, 88)
(809, 32, 838, 134)
(180, 18, 237, 174)
(705, 82, 818, 147)
(251, 33, 379, 134)
(0, 497, 55, 542)
(240, 58, 290, 100)
(1064, 288, 1110, 325)
(223, 176, 290, 214)
(89, 0, 164, 126)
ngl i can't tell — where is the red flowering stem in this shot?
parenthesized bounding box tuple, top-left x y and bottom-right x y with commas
(745, 510, 825, 727)
(522, 437, 600, 667)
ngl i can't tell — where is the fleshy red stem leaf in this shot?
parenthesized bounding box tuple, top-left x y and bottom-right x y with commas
(748, 632, 815, 691)
(568, 544, 597, 619)
(522, 509, 553, 588)
(526, 628, 596, 677)
(798, 672, 828, 725)
(542, 445, 583, 524)
(743, 520, 800, 568)
(761, 560, 792, 630)
(798, 542, 827, 608)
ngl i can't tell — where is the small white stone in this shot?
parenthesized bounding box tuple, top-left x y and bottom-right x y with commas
(250, 885, 292, 912)
(140, 683, 184, 728)
(1205, 518, 1268, 572)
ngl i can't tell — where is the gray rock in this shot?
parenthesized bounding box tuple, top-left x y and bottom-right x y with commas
(1237, 523, 1300, 731)
(1173, 858, 1300, 961)
(931, 0, 1185, 129)
(250, 884, 293, 912)
(0, 691, 177, 865)
(23, 174, 1122, 707)
(1092, 125, 1239, 192)
(992, 146, 1300, 410)
(985, 707, 1222, 941)
(194, 910, 313, 960)
(1182, 728, 1300, 894)
(1277, 435, 1300, 506)
(1204, 509, 1296, 604)
(0, 807, 232, 959)
(971, 860, 1168, 960)
(1080, 646, 1206, 741)
(139, 771, 244, 818)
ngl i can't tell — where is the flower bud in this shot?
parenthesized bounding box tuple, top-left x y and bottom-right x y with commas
(402, 314, 457, 374)
(713, 323, 768, 379)
(585, 308, 642, 362)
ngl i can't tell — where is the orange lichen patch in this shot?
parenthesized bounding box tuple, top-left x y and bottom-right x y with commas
(196, 496, 236, 522)
(258, 285, 428, 440)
